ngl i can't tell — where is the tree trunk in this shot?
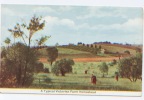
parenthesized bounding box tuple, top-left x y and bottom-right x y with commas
(128, 77, 132, 82)
(60, 70, 65, 76)
(50, 61, 53, 66)
(102, 73, 104, 78)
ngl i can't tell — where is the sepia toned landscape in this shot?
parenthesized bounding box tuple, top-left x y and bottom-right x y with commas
(0, 5, 143, 93)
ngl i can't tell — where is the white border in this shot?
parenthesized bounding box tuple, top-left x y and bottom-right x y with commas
(0, 0, 144, 100)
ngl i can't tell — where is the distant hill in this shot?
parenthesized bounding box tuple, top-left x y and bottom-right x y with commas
(95, 43, 139, 55)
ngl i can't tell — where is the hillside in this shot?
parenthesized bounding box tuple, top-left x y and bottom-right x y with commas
(59, 44, 139, 56)
(96, 44, 138, 55)
(38, 47, 97, 59)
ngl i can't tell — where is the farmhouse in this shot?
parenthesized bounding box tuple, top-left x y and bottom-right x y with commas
(100, 48, 106, 54)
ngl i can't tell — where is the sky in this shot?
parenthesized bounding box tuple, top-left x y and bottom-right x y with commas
(1, 5, 143, 46)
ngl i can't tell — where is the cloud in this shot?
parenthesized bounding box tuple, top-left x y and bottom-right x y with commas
(76, 7, 142, 20)
(43, 15, 142, 36)
(43, 16, 75, 28)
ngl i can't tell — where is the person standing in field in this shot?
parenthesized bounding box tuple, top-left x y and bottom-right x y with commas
(115, 74, 119, 81)
(85, 70, 88, 74)
(91, 74, 97, 85)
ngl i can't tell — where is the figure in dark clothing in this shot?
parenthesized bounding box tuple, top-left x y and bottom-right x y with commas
(116, 74, 118, 81)
(91, 74, 97, 85)
(85, 70, 88, 74)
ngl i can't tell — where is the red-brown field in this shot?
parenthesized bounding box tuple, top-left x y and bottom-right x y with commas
(39, 56, 122, 63)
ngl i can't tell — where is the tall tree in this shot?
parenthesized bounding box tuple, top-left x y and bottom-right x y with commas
(46, 47, 58, 66)
(4, 16, 48, 87)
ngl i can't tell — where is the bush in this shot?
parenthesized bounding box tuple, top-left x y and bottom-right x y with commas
(124, 50, 130, 55)
(118, 53, 142, 82)
(44, 68, 49, 73)
(52, 58, 74, 76)
(0, 42, 39, 87)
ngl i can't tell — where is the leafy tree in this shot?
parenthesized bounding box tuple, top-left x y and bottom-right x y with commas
(52, 58, 74, 76)
(99, 62, 109, 77)
(46, 47, 58, 66)
(1, 16, 48, 87)
(1, 43, 39, 87)
(118, 53, 142, 82)
(4, 37, 11, 47)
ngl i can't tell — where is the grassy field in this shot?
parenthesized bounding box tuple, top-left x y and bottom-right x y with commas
(34, 47, 142, 91)
(31, 62, 142, 91)
(96, 44, 137, 55)
(31, 73, 142, 91)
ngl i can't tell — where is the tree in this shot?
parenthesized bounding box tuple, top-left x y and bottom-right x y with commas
(118, 53, 142, 82)
(35, 62, 44, 73)
(52, 58, 74, 76)
(46, 47, 58, 66)
(36, 36, 51, 46)
(0, 43, 39, 87)
(4, 37, 11, 47)
(99, 62, 108, 77)
(8, 16, 45, 47)
(99, 45, 101, 49)
(1, 15, 48, 87)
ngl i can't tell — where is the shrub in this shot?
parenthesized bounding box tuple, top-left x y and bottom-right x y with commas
(52, 58, 74, 76)
(44, 68, 49, 73)
(124, 50, 130, 55)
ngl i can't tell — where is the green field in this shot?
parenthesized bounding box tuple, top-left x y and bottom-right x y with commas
(31, 62, 142, 91)
(34, 46, 142, 91)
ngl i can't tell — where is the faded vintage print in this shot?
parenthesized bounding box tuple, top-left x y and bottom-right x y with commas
(0, 5, 143, 96)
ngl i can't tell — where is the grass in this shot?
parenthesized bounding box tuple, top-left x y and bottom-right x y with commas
(31, 62, 142, 91)
(57, 47, 91, 54)
(31, 73, 142, 91)
(35, 46, 141, 91)
(97, 44, 137, 55)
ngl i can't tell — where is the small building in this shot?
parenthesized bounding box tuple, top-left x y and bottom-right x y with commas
(100, 49, 106, 54)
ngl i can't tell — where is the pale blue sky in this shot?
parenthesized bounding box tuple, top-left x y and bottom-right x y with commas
(1, 5, 143, 46)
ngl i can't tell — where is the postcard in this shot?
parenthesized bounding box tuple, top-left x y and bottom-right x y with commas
(0, 4, 143, 96)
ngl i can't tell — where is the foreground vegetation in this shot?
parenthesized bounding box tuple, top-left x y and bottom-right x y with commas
(29, 61, 142, 91)
(31, 73, 142, 91)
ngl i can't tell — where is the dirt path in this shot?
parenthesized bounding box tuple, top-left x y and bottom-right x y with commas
(39, 56, 121, 63)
